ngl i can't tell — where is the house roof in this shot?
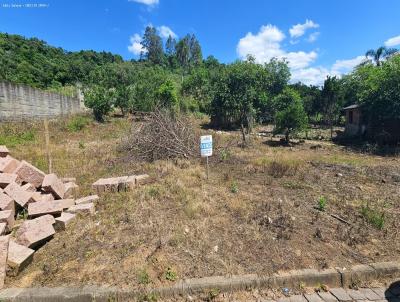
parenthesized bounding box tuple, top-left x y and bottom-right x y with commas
(342, 104, 361, 110)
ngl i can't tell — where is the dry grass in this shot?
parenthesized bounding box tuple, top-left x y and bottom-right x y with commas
(3, 116, 400, 292)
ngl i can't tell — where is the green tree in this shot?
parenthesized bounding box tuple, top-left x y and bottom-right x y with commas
(83, 85, 115, 122)
(141, 26, 164, 65)
(210, 59, 270, 144)
(156, 80, 178, 110)
(274, 92, 308, 143)
(365, 46, 398, 66)
(321, 76, 343, 138)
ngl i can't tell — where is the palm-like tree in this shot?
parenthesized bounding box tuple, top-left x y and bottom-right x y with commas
(365, 46, 398, 66)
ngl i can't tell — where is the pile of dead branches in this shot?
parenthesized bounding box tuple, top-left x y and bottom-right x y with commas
(123, 109, 198, 161)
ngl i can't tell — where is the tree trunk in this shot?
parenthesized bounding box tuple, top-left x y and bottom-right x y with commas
(240, 123, 247, 147)
(285, 130, 290, 144)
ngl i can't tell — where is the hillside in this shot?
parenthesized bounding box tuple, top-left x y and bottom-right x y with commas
(0, 33, 123, 89)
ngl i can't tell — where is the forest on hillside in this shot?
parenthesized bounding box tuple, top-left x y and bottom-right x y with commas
(0, 29, 399, 144)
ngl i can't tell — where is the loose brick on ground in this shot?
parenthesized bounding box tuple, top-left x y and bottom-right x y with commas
(64, 182, 79, 198)
(6, 240, 34, 277)
(27, 200, 63, 218)
(20, 183, 36, 192)
(330, 288, 352, 302)
(66, 202, 95, 215)
(135, 174, 150, 185)
(0, 223, 6, 235)
(0, 173, 18, 189)
(0, 146, 9, 158)
(75, 195, 99, 205)
(4, 182, 35, 208)
(0, 156, 20, 174)
(92, 177, 120, 194)
(55, 212, 76, 231)
(15, 215, 56, 249)
(0, 192, 14, 215)
(14, 160, 45, 188)
(42, 173, 65, 199)
(53, 199, 75, 210)
(0, 235, 9, 289)
(0, 210, 14, 230)
(61, 177, 76, 183)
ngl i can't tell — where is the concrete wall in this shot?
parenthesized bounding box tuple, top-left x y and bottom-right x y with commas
(0, 81, 84, 121)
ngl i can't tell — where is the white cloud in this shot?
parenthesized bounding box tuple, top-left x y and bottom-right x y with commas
(128, 34, 146, 55)
(157, 25, 177, 39)
(129, 0, 159, 6)
(331, 56, 366, 75)
(384, 35, 400, 47)
(237, 23, 365, 86)
(291, 67, 329, 86)
(289, 19, 319, 38)
(237, 24, 318, 71)
(307, 32, 320, 43)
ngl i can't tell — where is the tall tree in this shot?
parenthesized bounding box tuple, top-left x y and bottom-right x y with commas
(141, 26, 164, 65)
(189, 34, 203, 66)
(365, 46, 398, 66)
(175, 35, 190, 70)
(165, 35, 177, 68)
(321, 76, 343, 138)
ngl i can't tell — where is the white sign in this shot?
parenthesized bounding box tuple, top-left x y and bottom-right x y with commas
(200, 135, 213, 157)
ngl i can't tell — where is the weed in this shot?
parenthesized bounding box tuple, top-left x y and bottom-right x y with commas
(266, 160, 300, 178)
(317, 196, 327, 211)
(137, 293, 158, 302)
(16, 208, 28, 220)
(0, 130, 35, 147)
(78, 141, 85, 149)
(67, 116, 91, 132)
(206, 288, 220, 301)
(361, 204, 385, 229)
(230, 181, 239, 193)
(147, 186, 160, 198)
(137, 269, 150, 285)
(164, 267, 177, 281)
(219, 149, 231, 161)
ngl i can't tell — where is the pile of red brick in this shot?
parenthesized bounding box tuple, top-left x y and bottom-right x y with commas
(0, 145, 99, 288)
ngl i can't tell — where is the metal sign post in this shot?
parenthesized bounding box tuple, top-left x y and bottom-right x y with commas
(200, 135, 213, 180)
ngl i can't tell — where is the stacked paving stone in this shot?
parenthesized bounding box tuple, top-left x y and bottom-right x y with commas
(0, 145, 99, 289)
(0, 145, 151, 289)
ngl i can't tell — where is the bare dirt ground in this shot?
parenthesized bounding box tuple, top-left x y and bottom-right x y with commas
(2, 116, 400, 292)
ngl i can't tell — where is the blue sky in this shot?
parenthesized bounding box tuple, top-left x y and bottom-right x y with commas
(1, 0, 400, 85)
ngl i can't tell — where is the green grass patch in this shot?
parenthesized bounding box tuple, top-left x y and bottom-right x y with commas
(67, 116, 91, 132)
(361, 204, 385, 230)
(0, 130, 36, 147)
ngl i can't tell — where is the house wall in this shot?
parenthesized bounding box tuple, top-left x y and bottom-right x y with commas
(344, 109, 362, 136)
(0, 81, 84, 121)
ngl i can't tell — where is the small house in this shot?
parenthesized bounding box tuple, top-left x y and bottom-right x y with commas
(343, 104, 366, 137)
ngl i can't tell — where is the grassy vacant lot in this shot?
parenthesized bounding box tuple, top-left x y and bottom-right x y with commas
(2, 115, 400, 290)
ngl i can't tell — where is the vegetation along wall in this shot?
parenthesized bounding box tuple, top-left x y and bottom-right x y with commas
(0, 81, 83, 121)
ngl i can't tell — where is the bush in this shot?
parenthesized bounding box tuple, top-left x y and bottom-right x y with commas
(83, 85, 115, 122)
(361, 204, 385, 229)
(66, 116, 91, 132)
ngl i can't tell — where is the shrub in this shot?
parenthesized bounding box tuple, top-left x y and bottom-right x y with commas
(164, 267, 177, 281)
(317, 196, 327, 211)
(84, 85, 115, 122)
(67, 116, 91, 132)
(137, 269, 150, 285)
(266, 160, 300, 178)
(361, 204, 385, 229)
(230, 181, 239, 193)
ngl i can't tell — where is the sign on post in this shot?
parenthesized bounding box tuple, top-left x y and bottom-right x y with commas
(200, 135, 213, 179)
(200, 135, 213, 157)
